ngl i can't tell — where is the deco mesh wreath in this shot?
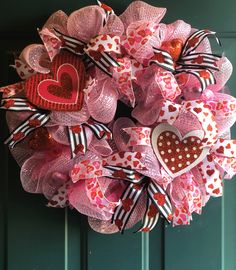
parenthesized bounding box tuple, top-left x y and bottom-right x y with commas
(1, 1, 236, 234)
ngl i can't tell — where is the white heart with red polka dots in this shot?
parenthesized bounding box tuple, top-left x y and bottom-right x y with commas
(151, 123, 210, 178)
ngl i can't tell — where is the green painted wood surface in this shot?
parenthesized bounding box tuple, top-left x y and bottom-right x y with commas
(0, 1, 236, 270)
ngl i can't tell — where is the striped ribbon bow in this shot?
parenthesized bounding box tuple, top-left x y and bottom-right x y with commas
(151, 29, 221, 91)
(1, 97, 112, 158)
(67, 121, 112, 158)
(105, 164, 173, 233)
(53, 29, 120, 77)
(0, 97, 50, 148)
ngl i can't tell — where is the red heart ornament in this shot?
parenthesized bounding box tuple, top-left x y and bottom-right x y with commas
(151, 123, 210, 178)
(25, 51, 85, 111)
(161, 38, 183, 62)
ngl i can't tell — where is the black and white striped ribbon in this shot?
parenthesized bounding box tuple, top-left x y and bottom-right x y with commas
(54, 29, 119, 77)
(0, 98, 38, 112)
(68, 121, 112, 158)
(178, 52, 220, 71)
(112, 182, 146, 233)
(67, 125, 87, 158)
(97, 0, 114, 26)
(111, 173, 173, 233)
(137, 197, 160, 232)
(54, 28, 86, 55)
(176, 68, 216, 92)
(181, 29, 221, 57)
(147, 181, 172, 223)
(4, 112, 50, 148)
(104, 165, 145, 183)
(151, 29, 221, 91)
(151, 48, 175, 72)
(84, 121, 112, 140)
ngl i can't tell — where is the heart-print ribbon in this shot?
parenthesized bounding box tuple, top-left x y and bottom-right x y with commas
(71, 151, 172, 233)
(151, 29, 221, 91)
(0, 82, 25, 98)
(53, 29, 120, 77)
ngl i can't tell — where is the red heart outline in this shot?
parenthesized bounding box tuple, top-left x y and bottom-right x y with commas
(37, 63, 79, 105)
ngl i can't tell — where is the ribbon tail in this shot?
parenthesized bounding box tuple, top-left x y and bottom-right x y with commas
(97, 0, 114, 26)
(4, 112, 50, 148)
(150, 48, 175, 72)
(137, 196, 160, 232)
(53, 28, 86, 55)
(112, 182, 146, 233)
(147, 181, 173, 223)
(175, 68, 216, 91)
(67, 125, 87, 158)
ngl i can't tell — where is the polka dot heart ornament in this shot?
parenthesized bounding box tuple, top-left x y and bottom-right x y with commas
(151, 123, 210, 178)
(0, 1, 236, 234)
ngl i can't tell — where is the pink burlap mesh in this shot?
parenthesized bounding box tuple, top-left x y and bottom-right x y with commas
(48, 103, 90, 126)
(88, 217, 120, 234)
(88, 194, 146, 234)
(209, 57, 233, 92)
(42, 10, 68, 33)
(87, 79, 118, 123)
(119, 1, 166, 30)
(67, 6, 105, 42)
(41, 147, 74, 198)
(89, 137, 113, 157)
(20, 44, 51, 74)
(113, 117, 135, 151)
(173, 110, 202, 135)
(163, 20, 191, 43)
(132, 97, 162, 126)
(103, 14, 124, 36)
(47, 126, 69, 145)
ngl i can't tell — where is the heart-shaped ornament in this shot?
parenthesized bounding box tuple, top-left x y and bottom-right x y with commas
(151, 123, 210, 178)
(25, 51, 85, 111)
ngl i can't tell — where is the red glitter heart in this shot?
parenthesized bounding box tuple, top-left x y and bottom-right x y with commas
(151, 123, 209, 177)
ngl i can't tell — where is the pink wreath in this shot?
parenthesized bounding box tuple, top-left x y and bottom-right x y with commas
(0, 1, 235, 234)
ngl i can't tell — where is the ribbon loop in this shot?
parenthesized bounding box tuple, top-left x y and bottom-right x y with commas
(150, 29, 221, 92)
(68, 120, 112, 158)
(54, 29, 120, 77)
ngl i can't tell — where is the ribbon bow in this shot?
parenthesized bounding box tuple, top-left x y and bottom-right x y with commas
(71, 151, 172, 233)
(151, 29, 221, 91)
(0, 97, 112, 158)
(52, 29, 120, 77)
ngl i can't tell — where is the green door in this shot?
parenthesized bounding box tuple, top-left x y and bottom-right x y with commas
(0, 1, 236, 269)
